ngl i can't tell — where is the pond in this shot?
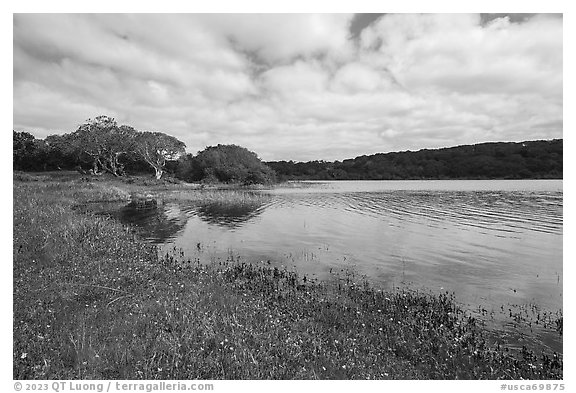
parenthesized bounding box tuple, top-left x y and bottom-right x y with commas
(105, 179, 563, 352)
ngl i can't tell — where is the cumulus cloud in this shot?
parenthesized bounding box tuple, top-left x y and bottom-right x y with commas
(261, 60, 329, 95)
(13, 13, 562, 161)
(360, 13, 562, 95)
(331, 62, 390, 93)
(197, 14, 354, 64)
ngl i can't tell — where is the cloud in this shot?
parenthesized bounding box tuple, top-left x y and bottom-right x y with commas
(197, 14, 354, 64)
(261, 60, 329, 95)
(331, 62, 390, 93)
(360, 14, 562, 96)
(13, 13, 562, 161)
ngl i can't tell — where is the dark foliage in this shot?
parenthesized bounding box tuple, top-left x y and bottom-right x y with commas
(13, 118, 186, 179)
(267, 140, 563, 181)
(15, 124, 561, 182)
(176, 144, 276, 185)
(13, 131, 78, 171)
(13, 131, 41, 170)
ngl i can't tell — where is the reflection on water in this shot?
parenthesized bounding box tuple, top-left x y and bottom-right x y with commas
(101, 180, 562, 352)
(100, 197, 269, 242)
(195, 201, 267, 229)
(114, 202, 188, 244)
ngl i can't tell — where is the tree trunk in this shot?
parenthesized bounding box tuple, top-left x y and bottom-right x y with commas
(155, 168, 163, 179)
(108, 154, 119, 177)
(92, 159, 104, 175)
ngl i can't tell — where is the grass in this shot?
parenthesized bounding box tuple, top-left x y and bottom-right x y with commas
(160, 189, 271, 205)
(13, 172, 563, 380)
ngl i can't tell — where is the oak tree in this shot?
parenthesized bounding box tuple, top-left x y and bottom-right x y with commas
(134, 131, 186, 179)
(72, 116, 136, 176)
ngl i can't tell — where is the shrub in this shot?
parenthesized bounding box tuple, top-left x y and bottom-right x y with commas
(176, 144, 276, 185)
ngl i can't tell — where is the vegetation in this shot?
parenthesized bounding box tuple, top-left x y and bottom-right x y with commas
(71, 116, 139, 176)
(133, 131, 186, 180)
(176, 144, 276, 185)
(14, 119, 276, 185)
(15, 117, 562, 183)
(13, 116, 186, 180)
(13, 131, 73, 172)
(267, 139, 563, 180)
(13, 173, 562, 380)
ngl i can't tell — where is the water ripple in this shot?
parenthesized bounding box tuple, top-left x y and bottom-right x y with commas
(283, 190, 562, 237)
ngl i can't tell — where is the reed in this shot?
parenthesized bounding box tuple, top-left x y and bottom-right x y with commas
(165, 189, 270, 205)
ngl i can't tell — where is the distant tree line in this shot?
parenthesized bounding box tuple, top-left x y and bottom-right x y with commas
(267, 139, 563, 180)
(13, 116, 276, 184)
(14, 119, 562, 183)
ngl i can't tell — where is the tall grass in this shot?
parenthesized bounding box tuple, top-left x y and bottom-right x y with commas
(13, 176, 562, 380)
(146, 189, 271, 206)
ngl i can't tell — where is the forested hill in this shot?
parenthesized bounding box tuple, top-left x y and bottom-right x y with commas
(267, 139, 563, 181)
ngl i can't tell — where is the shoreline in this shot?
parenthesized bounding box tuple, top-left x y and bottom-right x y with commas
(13, 172, 563, 379)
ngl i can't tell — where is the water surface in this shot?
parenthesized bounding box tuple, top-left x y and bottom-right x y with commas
(107, 180, 563, 351)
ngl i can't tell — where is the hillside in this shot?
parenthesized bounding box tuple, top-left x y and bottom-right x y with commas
(267, 139, 563, 181)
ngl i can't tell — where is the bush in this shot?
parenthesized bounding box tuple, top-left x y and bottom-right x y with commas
(176, 144, 276, 185)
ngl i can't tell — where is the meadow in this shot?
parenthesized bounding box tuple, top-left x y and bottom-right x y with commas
(13, 172, 563, 379)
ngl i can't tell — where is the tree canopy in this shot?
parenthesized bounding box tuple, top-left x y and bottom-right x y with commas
(13, 117, 562, 183)
(134, 131, 186, 179)
(176, 144, 276, 184)
(267, 140, 563, 180)
(14, 131, 37, 170)
(13, 116, 186, 179)
(69, 116, 137, 176)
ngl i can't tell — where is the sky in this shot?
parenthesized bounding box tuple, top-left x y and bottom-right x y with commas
(13, 13, 563, 162)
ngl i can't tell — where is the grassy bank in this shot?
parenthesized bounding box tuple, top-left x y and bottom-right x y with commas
(13, 173, 562, 379)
